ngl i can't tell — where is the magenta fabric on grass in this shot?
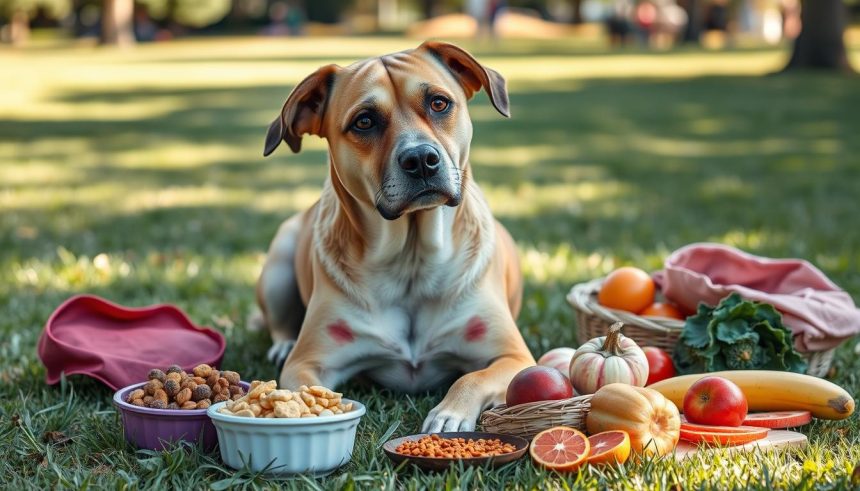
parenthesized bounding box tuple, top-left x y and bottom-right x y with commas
(37, 295, 226, 390)
(653, 243, 860, 352)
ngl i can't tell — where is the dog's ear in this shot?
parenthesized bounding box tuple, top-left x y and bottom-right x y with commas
(264, 64, 339, 156)
(419, 41, 510, 118)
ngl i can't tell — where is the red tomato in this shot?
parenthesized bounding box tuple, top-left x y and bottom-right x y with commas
(642, 347, 675, 385)
(640, 302, 685, 320)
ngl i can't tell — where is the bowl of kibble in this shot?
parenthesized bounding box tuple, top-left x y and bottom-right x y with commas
(112, 363, 249, 451)
(207, 380, 366, 475)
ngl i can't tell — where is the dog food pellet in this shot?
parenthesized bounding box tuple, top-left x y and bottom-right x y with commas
(126, 364, 245, 410)
(148, 369, 166, 383)
(395, 435, 517, 459)
(217, 381, 354, 419)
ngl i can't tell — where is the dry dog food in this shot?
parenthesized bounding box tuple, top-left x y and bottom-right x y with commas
(217, 380, 354, 418)
(395, 434, 517, 459)
(126, 364, 245, 410)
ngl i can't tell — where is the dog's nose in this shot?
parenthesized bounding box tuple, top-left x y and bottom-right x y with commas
(398, 144, 440, 179)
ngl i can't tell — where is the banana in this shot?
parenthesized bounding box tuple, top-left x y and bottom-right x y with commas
(647, 370, 855, 420)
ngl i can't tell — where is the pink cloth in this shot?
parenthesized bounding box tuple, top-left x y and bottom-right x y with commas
(654, 243, 860, 352)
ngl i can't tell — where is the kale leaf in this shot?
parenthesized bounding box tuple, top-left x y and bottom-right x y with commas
(672, 293, 807, 374)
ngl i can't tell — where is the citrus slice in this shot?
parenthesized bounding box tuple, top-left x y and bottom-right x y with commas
(529, 426, 590, 472)
(681, 422, 768, 434)
(742, 411, 812, 428)
(586, 430, 631, 466)
(679, 427, 768, 446)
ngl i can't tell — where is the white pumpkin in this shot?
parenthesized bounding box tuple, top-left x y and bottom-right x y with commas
(537, 347, 577, 378)
(569, 322, 649, 395)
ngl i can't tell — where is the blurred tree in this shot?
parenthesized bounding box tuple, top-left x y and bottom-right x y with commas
(100, 0, 134, 44)
(419, 0, 435, 18)
(570, 0, 583, 23)
(1, 0, 70, 44)
(138, 0, 231, 29)
(782, 0, 854, 72)
(305, 0, 353, 23)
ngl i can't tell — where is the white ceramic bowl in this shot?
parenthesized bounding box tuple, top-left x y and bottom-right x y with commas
(207, 399, 366, 475)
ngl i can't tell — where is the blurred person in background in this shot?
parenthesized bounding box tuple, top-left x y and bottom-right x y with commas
(606, 0, 634, 47)
(653, 0, 687, 48)
(260, 0, 304, 36)
(634, 0, 658, 45)
(467, 0, 503, 38)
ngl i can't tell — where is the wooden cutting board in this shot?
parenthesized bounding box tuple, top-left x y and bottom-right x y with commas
(673, 430, 808, 460)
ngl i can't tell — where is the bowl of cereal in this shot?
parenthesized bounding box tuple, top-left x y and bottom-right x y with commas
(207, 381, 366, 475)
(112, 364, 249, 451)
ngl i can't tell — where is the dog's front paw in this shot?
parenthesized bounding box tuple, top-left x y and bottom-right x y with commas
(421, 401, 479, 433)
(266, 339, 295, 371)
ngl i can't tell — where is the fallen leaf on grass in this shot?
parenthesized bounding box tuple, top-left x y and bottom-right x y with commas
(43, 431, 73, 446)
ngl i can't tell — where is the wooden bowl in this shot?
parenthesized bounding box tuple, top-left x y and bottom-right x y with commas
(382, 432, 529, 471)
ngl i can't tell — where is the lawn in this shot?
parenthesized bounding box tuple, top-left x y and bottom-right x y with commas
(1, 37, 859, 489)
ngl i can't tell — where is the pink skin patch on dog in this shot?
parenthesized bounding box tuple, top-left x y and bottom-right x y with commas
(464, 316, 487, 342)
(327, 320, 355, 344)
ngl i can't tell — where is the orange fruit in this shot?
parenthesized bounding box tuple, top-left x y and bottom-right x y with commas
(640, 302, 685, 320)
(597, 267, 655, 313)
(529, 426, 590, 472)
(586, 430, 631, 466)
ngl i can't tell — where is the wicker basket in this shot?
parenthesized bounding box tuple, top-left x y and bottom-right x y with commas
(566, 278, 836, 378)
(480, 395, 592, 440)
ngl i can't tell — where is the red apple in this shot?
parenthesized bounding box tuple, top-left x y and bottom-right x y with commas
(505, 366, 573, 407)
(642, 347, 676, 385)
(683, 376, 748, 426)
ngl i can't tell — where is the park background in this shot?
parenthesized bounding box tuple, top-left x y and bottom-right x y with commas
(1, 0, 859, 488)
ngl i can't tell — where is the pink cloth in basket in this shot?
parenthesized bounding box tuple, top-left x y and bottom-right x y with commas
(654, 243, 860, 352)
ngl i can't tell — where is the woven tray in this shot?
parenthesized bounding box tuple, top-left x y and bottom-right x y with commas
(566, 278, 835, 378)
(480, 395, 592, 440)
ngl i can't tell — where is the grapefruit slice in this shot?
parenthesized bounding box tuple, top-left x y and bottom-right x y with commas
(681, 422, 768, 434)
(742, 411, 812, 428)
(586, 430, 631, 466)
(679, 427, 768, 446)
(529, 426, 590, 472)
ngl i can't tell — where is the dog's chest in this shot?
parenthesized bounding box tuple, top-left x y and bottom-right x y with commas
(336, 259, 494, 392)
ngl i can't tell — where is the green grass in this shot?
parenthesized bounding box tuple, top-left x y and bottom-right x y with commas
(1, 37, 859, 489)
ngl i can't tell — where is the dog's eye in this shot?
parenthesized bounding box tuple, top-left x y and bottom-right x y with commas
(429, 97, 450, 113)
(353, 115, 374, 131)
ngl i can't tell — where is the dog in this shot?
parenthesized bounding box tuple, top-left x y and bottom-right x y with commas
(256, 41, 535, 432)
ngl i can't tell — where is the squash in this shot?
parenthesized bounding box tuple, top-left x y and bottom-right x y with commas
(586, 383, 681, 457)
(569, 322, 649, 395)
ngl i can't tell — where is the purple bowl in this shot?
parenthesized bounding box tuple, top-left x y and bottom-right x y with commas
(113, 380, 250, 451)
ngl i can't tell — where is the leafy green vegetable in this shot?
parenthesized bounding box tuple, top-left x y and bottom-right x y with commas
(673, 293, 807, 374)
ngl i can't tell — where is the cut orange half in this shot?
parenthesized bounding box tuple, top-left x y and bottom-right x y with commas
(529, 426, 590, 472)
(586, 430, 631, 466)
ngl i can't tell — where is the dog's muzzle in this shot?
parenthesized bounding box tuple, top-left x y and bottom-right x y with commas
(376, 144, 461, 220)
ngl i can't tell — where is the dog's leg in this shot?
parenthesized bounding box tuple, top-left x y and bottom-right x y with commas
(258, 214, 307, 369)
(422, 351, 533, 432)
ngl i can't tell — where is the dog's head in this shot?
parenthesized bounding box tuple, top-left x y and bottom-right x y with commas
(263, 41, 509, 220)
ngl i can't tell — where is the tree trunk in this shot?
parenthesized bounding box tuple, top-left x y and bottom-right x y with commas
(9, 10, 31, 45)
(782, 0, 853, 72)
(419, 0, 435, 19)
(570, 0, 583, 24)
(100, 0, 136, 46)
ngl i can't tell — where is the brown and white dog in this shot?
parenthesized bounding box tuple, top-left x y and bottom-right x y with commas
(257, 41, 535, 432)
